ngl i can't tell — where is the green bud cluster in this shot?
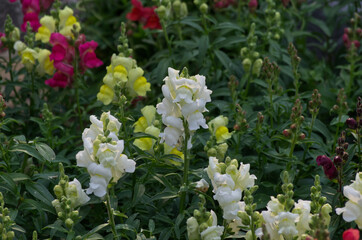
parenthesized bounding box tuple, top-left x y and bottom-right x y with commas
(283, 99, 305, 141)
(52, 163, 81, 232)
(186, 195, 217, 240)
(0, 192, 15, 240)
(309, 89, 322, 116)
(118, 22, 133, 58)
(280, 171, 295, 211)
(288, 43, 302, 97)
(262, 57, 282, 96)
(240, 23, 263, 77)
(24, 22, 35, 48)
(2, 15, 20, 51)
(205, 142, 228, 161)
(232, 104, 249, 137)
(330, 88, 348, 115)
(309, 175, 331, 237)
(156, 0, 188, 21)
(237, 186, 261, 236)
(0, 94, 6, 120)
(265, 0, 284, 40)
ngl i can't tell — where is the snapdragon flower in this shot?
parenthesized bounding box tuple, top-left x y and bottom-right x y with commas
(336, 172, 362, 229)
(76, 112, 136, 197)
(208, 115, 232, 144)
(207, 156, 256, 222)
(97, 54, 151, 105)
(156, 67, 212, 149)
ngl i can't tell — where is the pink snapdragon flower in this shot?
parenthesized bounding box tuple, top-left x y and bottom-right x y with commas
(45, 71, 73, 88)
(49, 33, 70, 63)
(249, 0, 258, 13)
(39, 0, 54, 11)
(79, 40, 103, 71)
(21, 0, 41, 32)
(21, 12, 41, 32)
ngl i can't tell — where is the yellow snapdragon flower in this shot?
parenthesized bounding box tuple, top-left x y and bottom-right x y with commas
(208, 115, 232, 143)
(59, 6, 81, 38)
(21, 48, 38, 71)
(35, 16, 56, 43)
(36, 49, 55, 76)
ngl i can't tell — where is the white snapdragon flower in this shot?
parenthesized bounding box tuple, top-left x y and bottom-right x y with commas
(261, 211, 280, 240)
(76, 112, 136, 198)
(156, 67, 212, 148)
(336, 172, 362, 229)
(206, 156, 256, 223)
(276, 212, 298, 239)
(293, 200, 311, 234)
(67, 178, 90, 208)
(200, 210, 224, 240)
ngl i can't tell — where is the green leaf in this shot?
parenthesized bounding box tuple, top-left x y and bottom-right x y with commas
(7, 173, 30, 182)
(35, 143, 56, 162)
(330, 115, 349, 126)
(214, 50, 232, 70)
(10, 144, 45, 162)
(131, 183, 145, 207)
(148, 219, 155, 233)
(25, 182, 54, 206)
(82, 223, 109, 239)
(309, 18, 331, 37)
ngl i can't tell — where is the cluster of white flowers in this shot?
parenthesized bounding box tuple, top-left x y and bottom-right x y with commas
(187, 210, 224, 240)
(206, 156, 256, 222)
(76, 112, 136, 197)
(156, 67, 212, 149)
(336, 172, 362, 229)
(261, 197, 331, 239)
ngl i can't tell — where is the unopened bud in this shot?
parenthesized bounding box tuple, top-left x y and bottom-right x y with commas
(242, 58, 252, 72)
(346, 118, 357, 129)
(200, 3, 208, 14)
(283, 129, 291, 137)
(65, 218, 74, 229)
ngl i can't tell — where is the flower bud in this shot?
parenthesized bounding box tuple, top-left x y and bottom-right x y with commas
(252, 58, 263, 77)
(238, 211, 250, 225)
(242, 58, 252, 72)
(346, 118, 357, 129)
(333, 156, 342, 166)
(7, 231, 14, 239)
(299, 133, 305, 140)
(156, 6, 167, 19)
(200, 3, 208, 14)
(65, 218, 74, 229)
(283, 129, 291, 137)
(207, 148, 217, 157)
(54, 185, 63, 199)
(240, 47, 248, 58)
(342, 152, 349, 161)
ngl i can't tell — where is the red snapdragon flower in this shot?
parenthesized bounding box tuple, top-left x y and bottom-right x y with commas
(316, 155, 338, 180)
(127, 0, 161, 30)
(39, 0, 54, 11)
(213, 0, 236, 8)
(78, 40, 103, 70)
(343, 229, 360, 240)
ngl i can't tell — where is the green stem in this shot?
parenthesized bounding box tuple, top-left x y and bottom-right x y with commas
(287, 133, 298, 171)
(332, 114, 342, 153)
(7, 50, 21, 102)
(161, 20, 172, 56)
(177, 21, 183, 41)
(302, 114, 316, 162)
(268, 83, 274, 129)
(358, 127, 361, 172)
(179, 120, 189, 214)
(106, 191, 118, 240)
(74, 49, 83, 130)
(347, 58, 355, 97)
(242, 72, 252, 100)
